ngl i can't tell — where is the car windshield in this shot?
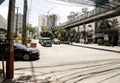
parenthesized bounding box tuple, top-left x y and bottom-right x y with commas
(15, 43, 27, 50)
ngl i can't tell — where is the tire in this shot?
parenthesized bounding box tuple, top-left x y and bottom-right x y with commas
(23, 54, 30, 61)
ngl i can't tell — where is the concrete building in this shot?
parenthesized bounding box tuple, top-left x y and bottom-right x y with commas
(38, 15, 47, 33)
(38, 14, 57, 32)
(14, 13, 23, 33)
(0, 14, 7, 30)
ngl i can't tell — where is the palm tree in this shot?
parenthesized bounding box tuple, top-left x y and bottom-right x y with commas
(110, 18, 119, 30)
(56, 28, 65, 40)
(96, 18, 119, 46)
(109, 18, 119, 46)
(96, 19, 111, 33)
(96, 19, 111, 45)
(27, 26, 36, 36)
(69, 28, 76, 43)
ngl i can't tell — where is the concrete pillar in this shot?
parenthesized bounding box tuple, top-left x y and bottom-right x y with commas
(118, 30, 120, 46)
(78, 26, 80, 43)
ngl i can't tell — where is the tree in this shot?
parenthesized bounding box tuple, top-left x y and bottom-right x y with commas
(96, 19, 111, 33)
(68, 28, 76, 43)
(110, 18, 119, 30)
(27, 26, 36, 35)
(40, 31, 52, 38)
(56, 28, 66, 41)
(96, 18, 119, 46)
(109, 18, 119, 46)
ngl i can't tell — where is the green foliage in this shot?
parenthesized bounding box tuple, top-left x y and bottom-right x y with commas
(88, 24, 92, 27)
(97, 19, 111, 33)
(56, 28, 66, 41)
(27, 26, 36, 35)
(110, 18, 119, 29)
(40, 31, 52, 38)
(15, 34, 31, 43)
(97, 39, 104, 45)
(26, 38, 31, 43)
(18, 26, 36, 35)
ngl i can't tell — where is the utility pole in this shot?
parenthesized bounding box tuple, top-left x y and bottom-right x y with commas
(22, 0, 27, 45)
(6, 0, 15, 79)
(15, 7, 19, 38)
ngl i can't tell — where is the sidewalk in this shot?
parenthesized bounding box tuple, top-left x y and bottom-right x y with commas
(72, 43, 120, 53)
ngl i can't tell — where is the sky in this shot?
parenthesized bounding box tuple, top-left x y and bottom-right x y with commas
(0, 0, 94, 27)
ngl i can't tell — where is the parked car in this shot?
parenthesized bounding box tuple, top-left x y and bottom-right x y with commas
(39, 37, 52, 47)
(53, 38, 60, 44)
(80, 38, 84, 43)
(0, 43, 40, 61)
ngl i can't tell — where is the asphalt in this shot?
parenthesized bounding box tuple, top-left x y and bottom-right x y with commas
(0, 43, 120, 83)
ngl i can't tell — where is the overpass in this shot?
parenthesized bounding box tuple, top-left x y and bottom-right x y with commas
(53, 0, 120, 45)
(55, 7, 120, 29)
(54, 0, 120, 29)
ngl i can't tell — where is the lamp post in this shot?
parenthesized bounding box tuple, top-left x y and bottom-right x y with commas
(15, 7, 19, 38)
(22, 0, 27, 45)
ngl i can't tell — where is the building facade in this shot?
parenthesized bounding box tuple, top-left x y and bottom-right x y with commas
(38, 14, 57, 33)
(14, 13, 23, 33)
(0, 14, 7, 30)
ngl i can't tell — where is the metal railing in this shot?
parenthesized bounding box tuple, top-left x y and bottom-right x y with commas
(56, 1, 120, 29)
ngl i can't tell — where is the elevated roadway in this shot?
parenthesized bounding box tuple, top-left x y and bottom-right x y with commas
(55, 7, 120, 29)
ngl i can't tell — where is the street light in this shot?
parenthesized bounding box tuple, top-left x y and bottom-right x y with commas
(15, 7, 19, 38)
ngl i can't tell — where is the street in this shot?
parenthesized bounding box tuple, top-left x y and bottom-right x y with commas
(2, 40, 120, 83)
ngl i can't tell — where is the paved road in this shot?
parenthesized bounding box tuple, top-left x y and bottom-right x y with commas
(2, 40, 120, 83)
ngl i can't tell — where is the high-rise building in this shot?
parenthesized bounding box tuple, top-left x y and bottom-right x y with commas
(38, 15, 47, 32)
(47, 14, 57, 29)
(38, 14, 57, 32)
(14, 13, 23, 33)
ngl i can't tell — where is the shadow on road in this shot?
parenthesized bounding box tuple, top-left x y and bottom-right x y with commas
(8, 58, 120, 83)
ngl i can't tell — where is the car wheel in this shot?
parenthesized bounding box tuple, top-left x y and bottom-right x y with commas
(23, 54, 30, 61)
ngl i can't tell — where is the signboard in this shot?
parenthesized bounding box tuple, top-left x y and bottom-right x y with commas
(0, 0, 5, 5)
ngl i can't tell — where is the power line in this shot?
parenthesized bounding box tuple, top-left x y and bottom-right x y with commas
(36, 0, 91, 7)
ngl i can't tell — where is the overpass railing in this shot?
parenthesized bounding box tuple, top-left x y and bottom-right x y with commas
(56, 1, 120, 28)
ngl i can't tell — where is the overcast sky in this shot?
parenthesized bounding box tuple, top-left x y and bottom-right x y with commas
(0, 0, 94, 27)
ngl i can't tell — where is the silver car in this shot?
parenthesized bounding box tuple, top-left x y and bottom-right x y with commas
(53, 38, 60, 44)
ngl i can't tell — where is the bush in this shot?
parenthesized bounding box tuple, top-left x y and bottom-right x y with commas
(97, 39, 104, 45)
(27, 38, 31, 43)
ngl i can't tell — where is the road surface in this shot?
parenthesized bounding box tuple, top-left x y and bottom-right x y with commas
(2, 40, 120, 83)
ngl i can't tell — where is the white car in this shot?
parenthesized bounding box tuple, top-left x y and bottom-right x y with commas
(80, 38, 84, 43)
(53, 38, 60, 44)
